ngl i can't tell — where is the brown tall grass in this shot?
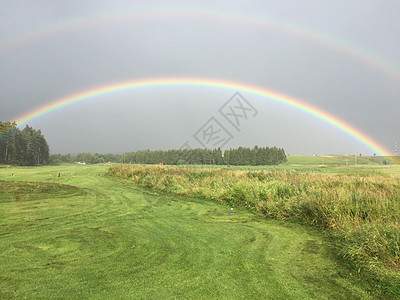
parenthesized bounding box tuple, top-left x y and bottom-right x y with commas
(108, 164, 400, 281)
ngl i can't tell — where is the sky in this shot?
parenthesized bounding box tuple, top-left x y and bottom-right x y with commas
(1, 0, 399, 155)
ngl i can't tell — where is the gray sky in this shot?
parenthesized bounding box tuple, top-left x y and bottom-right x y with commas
(1, 0, 399, 155)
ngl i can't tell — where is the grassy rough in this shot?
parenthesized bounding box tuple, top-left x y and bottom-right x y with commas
(108, 164, 400, 292)
(0, 180, 83, 202)
(0, 164, 394, 299)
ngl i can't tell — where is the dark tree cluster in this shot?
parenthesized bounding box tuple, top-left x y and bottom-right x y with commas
(50, 146, 286, 166)
(0, 121, 49, 165)
(120, 146, 286, 166)
(223, 146, 287, 166)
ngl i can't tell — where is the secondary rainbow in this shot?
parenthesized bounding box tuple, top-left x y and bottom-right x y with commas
(12, 77, 392, 157)
(2, 10, 400, 84)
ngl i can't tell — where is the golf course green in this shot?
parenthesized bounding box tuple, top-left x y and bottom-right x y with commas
(0, 164, 390, 298)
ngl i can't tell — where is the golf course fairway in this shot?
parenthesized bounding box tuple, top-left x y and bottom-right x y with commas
(0, 165, 382, 299)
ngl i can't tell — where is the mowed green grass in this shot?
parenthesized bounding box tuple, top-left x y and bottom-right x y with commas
(0, 165, 384, 299)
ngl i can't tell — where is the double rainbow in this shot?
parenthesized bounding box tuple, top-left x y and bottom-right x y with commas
(2, 9, 400, 85)
(12, 77, 393, 157)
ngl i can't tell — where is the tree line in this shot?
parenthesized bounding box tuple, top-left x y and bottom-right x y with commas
(119, 146, 286, 165)
(50, 146, 287, 166)
(0, 121, 49, 165)
(0, 120, 286, 166)
(50, 152, 115, 165)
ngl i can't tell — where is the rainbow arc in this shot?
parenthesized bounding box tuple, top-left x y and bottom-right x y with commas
(11, 77, 393, 157)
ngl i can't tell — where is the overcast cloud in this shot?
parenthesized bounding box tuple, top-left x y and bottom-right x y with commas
(1, 0, 399, 155)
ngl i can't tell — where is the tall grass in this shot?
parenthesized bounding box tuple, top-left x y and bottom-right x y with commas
(108, 164, 400, 282)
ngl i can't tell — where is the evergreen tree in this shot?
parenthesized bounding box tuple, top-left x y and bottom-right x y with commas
(0, 122, 50, 166)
